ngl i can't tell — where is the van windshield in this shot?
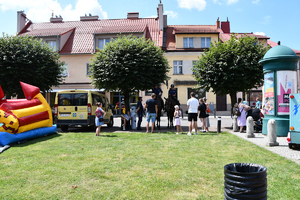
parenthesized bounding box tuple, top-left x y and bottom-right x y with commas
(58, 93, 88, 106)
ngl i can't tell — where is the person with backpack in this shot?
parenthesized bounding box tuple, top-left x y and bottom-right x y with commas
(95, 102, 106, 136)
(237, 98, 250, 133)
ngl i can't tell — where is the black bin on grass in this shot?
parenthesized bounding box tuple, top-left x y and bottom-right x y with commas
(224, 163, 267, 200)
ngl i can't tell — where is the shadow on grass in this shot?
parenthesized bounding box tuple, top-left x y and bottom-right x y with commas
(11, 133, 61, 147)
(96, 134, 118, 137)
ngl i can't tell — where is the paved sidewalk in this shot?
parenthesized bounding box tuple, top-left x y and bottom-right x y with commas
(228, 130, 300, 165)
(116, 115, 300, 165)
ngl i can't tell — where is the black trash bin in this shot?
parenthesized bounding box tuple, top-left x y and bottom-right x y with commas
(224, 163, 267, 200)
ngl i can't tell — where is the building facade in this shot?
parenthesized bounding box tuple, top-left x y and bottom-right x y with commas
(16, 3, 299, 115)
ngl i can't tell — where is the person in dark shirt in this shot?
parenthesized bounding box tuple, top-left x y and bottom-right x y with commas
(168, 84, 180, 106)
(152, 84, 163, 96)
(144, 93, 158, 133)
(135, 97, 145, 130)
(152, 84, 164, 109)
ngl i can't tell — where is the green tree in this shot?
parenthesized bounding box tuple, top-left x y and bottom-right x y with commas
(193, 34, 270, 108)
(0, 34, 65, 98)
(90, 35, 170, 112)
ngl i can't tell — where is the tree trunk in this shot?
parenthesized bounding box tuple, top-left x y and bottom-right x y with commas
(230, 91, 237, 110)
(123, 91, 130, 114)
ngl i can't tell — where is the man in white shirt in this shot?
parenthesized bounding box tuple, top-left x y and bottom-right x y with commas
(187, 92, 199, 135)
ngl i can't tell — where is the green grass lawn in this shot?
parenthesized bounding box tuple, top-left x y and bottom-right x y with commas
(1, 131, 300, 200)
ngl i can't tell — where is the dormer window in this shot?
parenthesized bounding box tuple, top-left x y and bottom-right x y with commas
(183, 37, 193, 48)
(47, 41, 56, 50)
(99, 39, 110, 50)
(201, 37, 211, 48)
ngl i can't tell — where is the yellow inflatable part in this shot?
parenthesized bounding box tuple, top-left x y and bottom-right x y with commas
(12, 104, 47, 118)
(0, 111, 19, 134)
(17, 119, 50, 133)
(33, 93, 53, 127)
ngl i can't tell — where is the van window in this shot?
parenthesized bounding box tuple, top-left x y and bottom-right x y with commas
(92, 93, 102, 106)
(101, 96, 106, 107)
(58, 93, 88, 106)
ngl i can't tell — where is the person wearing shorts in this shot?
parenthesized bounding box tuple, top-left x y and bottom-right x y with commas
(144, 93, 158, 133)
(187, 92, 199, 135)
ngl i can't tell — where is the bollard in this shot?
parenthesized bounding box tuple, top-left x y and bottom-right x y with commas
(246, 116, 255, 138)
(267, 119, 279, 146)
(233, 116, 239, 132)
(217, 116, 221, 134)
(214, 109, 216, 118)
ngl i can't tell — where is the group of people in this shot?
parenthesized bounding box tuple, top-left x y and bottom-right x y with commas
(94, 90, 213, 136)
(233, 97, 263, 133)
(186, 92, 210, 135)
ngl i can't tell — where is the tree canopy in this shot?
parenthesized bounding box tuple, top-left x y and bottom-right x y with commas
(193, 34, 270, 107)
(0, 34, 65, 98)
(90, 35, 170, 112)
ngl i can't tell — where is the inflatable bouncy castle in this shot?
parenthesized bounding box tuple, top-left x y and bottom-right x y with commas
(0, 82, 57, 146)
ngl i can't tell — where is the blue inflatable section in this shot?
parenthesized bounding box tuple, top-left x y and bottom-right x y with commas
(0, 125, 57, 146)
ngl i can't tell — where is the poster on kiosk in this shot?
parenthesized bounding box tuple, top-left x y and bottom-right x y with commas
(276, 71, 297, 115)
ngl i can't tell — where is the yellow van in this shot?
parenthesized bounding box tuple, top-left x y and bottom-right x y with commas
(54, 90, 113, 132)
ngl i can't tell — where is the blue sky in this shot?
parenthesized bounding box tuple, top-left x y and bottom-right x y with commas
(1, 0, 299, 50)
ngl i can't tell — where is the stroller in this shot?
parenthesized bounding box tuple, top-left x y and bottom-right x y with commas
(246, 108, 263, 132)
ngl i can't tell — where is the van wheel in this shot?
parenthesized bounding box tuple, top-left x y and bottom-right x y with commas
(61, 125, 69, 132)
(108, 117, 114, 127)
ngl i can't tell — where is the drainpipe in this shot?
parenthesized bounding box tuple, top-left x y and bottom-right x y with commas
(93, 33, 96, 53)
(57, 35, 60, 51)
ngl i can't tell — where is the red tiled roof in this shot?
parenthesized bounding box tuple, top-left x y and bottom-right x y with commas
(165, 25, 220, 50)
(19, 18, 159, 54)
(94, 25, 147, 34)
(267, 40, 300, 54)
(172, 25, 219, 34)
(21, 27, 75, 37)
(220, 33, 270, 42)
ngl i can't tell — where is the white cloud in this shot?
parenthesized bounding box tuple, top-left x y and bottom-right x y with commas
(145, 15, 157, 18)
(262, 16, 271, 24)
(252, 0, 260, 4)
(164, 11, 178, 19)
(212, 0, 222, 5)
(0, 0, 107, 22)
(254, 32, 266, 36)
(227, 0, 239, 5)
(177, 0, 206, 11)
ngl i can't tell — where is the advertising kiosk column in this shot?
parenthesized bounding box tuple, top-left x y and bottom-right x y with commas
(259, 45, 299, 136)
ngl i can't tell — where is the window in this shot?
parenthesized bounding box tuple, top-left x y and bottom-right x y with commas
(57, 93, 87, 106)
(201, 37, 211, 48)
(192, 61, 198, 75)
(47, 41, 56, 50)
(187, 88, 205, 100)
(86, 63, 92, 76)
(183, 37, 193, 48)
(61, 64, 69, 77)
(92, 93, 102, 106)
(99, 39, 110, 50)
(145, 90, 152, 96)
(173, 61, 183, 75)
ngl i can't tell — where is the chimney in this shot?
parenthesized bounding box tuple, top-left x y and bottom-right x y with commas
(50, 15, 63, 23)
(216, 17, 220, 28)
(127, 12, 139, 19)
(17, 11, 27, 33)
(157, 3, 164, 31)
(221, 18, 230, 33)
(80, 15, 99, 21)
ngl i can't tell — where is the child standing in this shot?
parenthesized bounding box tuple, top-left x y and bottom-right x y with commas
(174, 105, 183, 134)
